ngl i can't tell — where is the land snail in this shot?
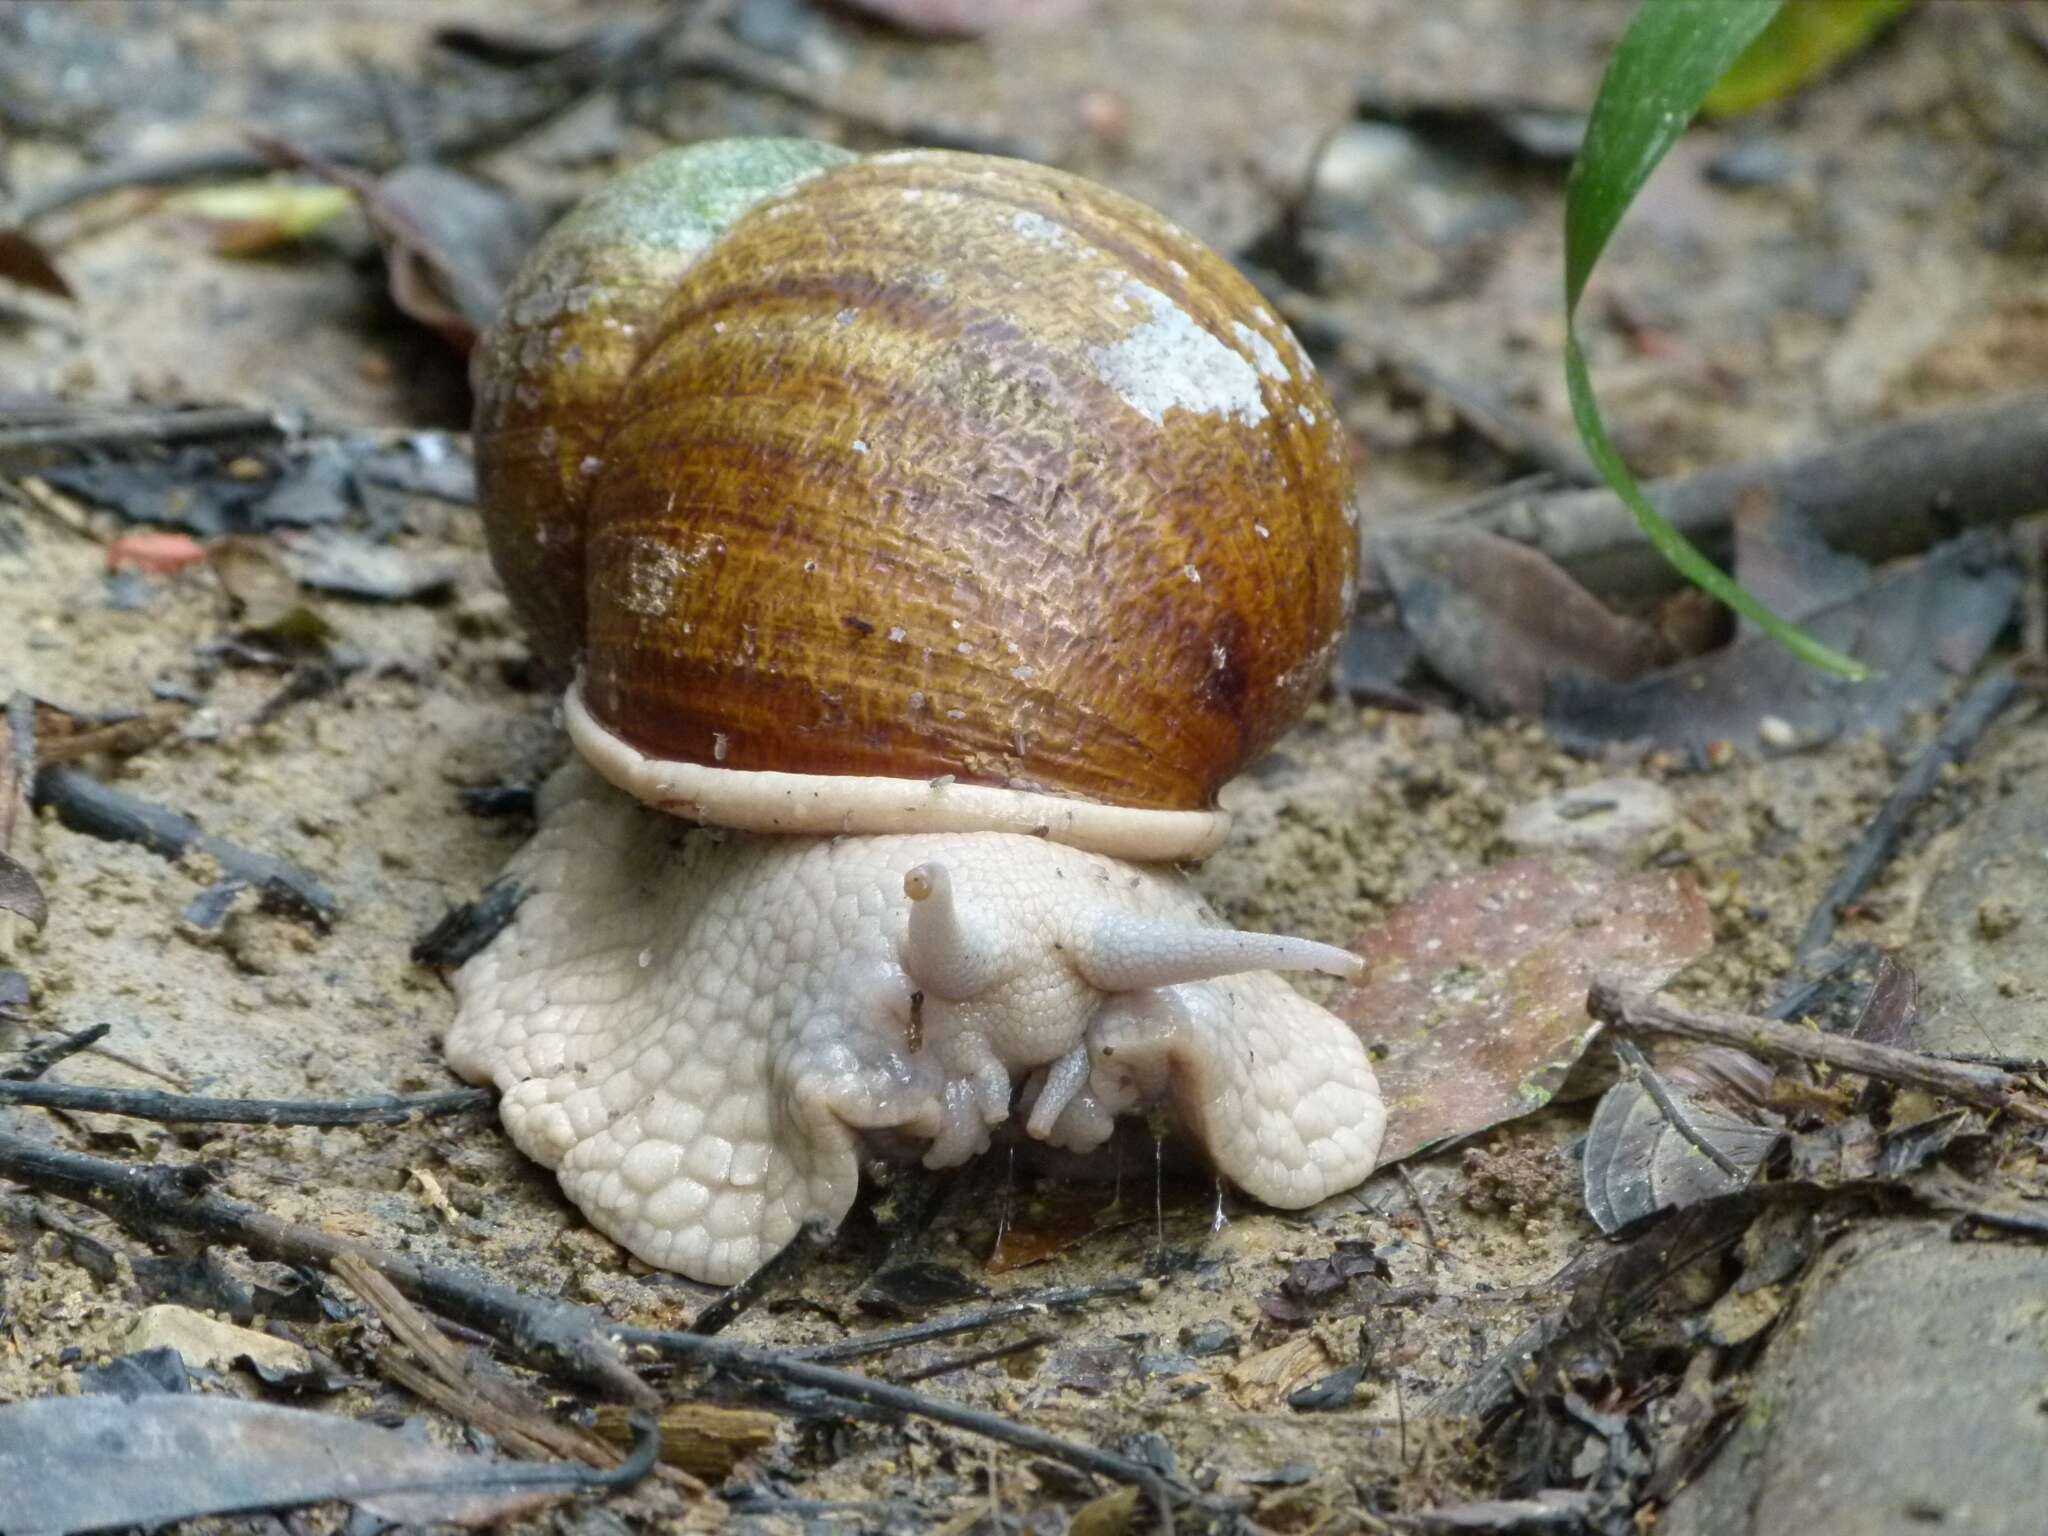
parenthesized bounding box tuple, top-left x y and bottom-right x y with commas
(445, 138, 1387, 1285)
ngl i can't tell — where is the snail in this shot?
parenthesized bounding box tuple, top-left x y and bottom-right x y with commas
(444, 139, 1386, 1285)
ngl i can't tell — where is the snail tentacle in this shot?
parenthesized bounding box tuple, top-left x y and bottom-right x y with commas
(902, 861, 1013, 1001)
(1071, 914, 1364, 993)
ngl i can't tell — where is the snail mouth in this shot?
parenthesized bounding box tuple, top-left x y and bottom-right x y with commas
(562, 674, 1231, 861)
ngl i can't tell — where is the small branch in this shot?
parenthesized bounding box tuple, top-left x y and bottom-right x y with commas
(1611, 1038, 1746, 1179)
(3, 1023, 110, 1082)
(609, 1321, 1181, 1531)
(0, 1079, 492, 1126)
(0, 1128, 656, 1406)
(890, 1333, 1051, 1385)
(0, 1130, 1185, 1527)
(35, 765, 338, 926)
(331, 1251, 651, 1475)
(788, 1276, 1151, 1364)
(1454, 389, 2048, 600)
(687, 1217, 830, 1338)
(1796, 668, 2021, 965)
(1590, 984, 2048, 1123)
(0, 406, 285, 461)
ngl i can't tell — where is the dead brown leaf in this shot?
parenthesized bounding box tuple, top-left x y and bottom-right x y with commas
(1337, 857, 1714, 1163)
(0, 228, 75, 299)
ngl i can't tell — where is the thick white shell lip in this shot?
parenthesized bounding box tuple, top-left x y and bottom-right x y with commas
(563, 675, 1232, 861)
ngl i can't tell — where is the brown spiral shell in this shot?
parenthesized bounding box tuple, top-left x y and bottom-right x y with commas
(475, 143, 1357, 816)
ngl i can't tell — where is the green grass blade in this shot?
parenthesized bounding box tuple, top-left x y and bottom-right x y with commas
(1566, 0, 1871, 680)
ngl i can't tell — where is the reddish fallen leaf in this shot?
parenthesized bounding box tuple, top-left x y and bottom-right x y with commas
(1335, 857, 1714, 1163)
(0, 228, 75, 299)
(831, 0, 1098, 37)
(107, 530, 208, 575)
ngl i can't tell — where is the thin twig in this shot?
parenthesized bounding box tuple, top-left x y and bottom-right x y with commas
(609, 1321, 1181, 1532)
(0, 406, 285, 460)
(1396, 1165, 1443, 1274)
(3, 1023, 110, 1082)
(0, 1129, 1184, 1526)
(35, 765, 338, 926)
(688, 1218, 829, 1337)
(790, 1277, 1150, 1364)
(1796, 668, 2022, 964)
(0, 1127, 657, 1405)
(1452, 389, 2048, 600)
(1590, 984, 2048, 1123)
(0, 1079, 492, 1125)
(888, 1332, 1051, 1385)
(1611, 1039, 1746, 1179)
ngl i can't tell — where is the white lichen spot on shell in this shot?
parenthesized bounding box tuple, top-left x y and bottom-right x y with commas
(1090, 278, 1269, 426)
(1232, 321, 1289, 380)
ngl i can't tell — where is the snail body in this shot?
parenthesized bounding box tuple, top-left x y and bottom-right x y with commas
(446, 140, 1384, 1283)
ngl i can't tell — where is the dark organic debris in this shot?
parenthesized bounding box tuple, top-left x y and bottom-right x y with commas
(1286, 1360, 1364, 1412)
(413, 877, 523, 968)
(1546, 531, 2020, 755)
(34, 764, 337, 926)
(79, 1346, 193, 1400)
(460, 783, 539, 818)
(0, 1077, 491, 1127)
(1338, 858, 1713, 1163)
(0, 1395, 656, 1534)
(1258, 1240, 1391, 1327)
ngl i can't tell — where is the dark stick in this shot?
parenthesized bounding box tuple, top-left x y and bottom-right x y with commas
(889, 1333, 1051, 1385)
(688, 1218, 830, 1337)
(1590, 984, 2048, 1123)
(0, 406, 285, 459)
(1795, 668, 2021, 965)
(0, 1128, 656, 1406)
(3, 1023, 111, 1082)
(0, 1079, 492, 1126)
(1450, 390, 2048, 601)
(788, 1276, 1151, 1364)
(0, 1130, 1184, 1526)
(1611, 1039, 1746, 1179)
(34, 764, 338, 926)
(608, 1322, 1180, 1531)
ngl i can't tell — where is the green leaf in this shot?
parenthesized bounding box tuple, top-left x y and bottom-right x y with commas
(1565, 0, 1869, 680)
(1705, 0, 1912, 119)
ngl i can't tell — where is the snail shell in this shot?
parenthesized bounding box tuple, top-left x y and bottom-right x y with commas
(474, 141, 1357, 856)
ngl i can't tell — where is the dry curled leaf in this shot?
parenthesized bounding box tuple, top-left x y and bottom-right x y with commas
(0, 228, 74, 299)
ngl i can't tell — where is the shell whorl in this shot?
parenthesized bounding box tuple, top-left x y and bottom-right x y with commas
(475, 143, 1358, 851)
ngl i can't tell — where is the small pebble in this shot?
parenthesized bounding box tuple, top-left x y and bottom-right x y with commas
(1502, 777, 1678, 863)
